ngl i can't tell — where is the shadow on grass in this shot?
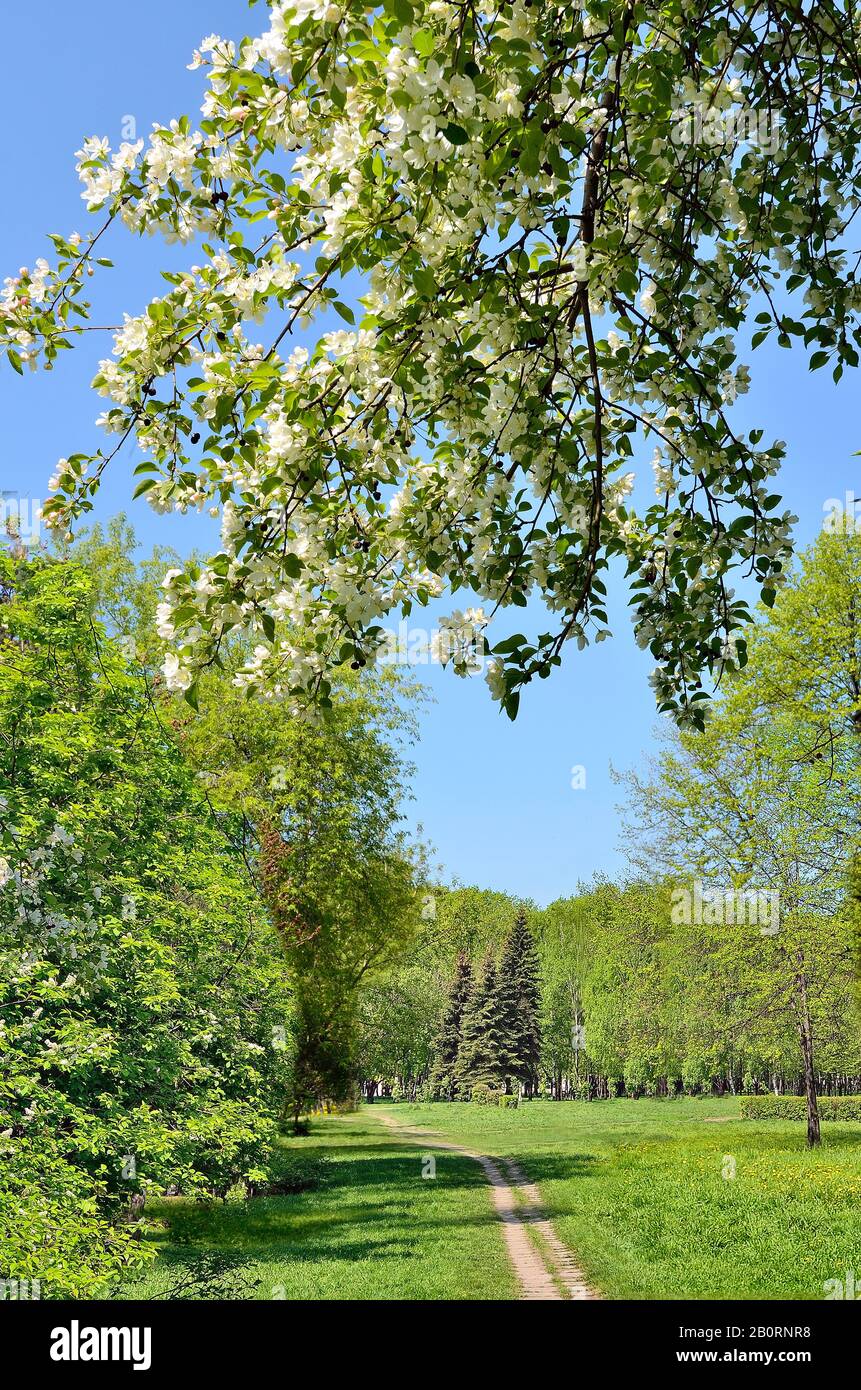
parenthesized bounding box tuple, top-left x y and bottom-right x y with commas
(504, 1151, 599, 1186)
(285, 1141, 495, 1192)
(112, 1144, 513, 1301)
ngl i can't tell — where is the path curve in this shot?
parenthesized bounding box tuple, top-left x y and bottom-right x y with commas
(377, 1110, 598, 1301)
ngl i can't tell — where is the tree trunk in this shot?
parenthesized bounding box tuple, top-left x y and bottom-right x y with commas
(796, 963, 821, 1148)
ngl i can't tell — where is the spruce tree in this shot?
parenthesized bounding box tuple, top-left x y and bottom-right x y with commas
(455, 951, 507, 1097)
(498, 909, 543, 1096)
(428, 952, 472, 1100)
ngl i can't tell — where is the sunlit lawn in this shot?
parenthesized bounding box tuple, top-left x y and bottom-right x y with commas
(386, 1097, 861, 1299)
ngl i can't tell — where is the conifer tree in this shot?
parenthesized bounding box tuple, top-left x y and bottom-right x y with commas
(428, 952, 472, 1101)
(498, 909, 543, 1097)
(455, 952, 507, 1097)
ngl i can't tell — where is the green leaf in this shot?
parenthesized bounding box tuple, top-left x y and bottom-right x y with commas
(413, 28, 435, 57)
(493, 634, 526, 655)
(414, 267, 436, 297)
(443, 123, 469, 145)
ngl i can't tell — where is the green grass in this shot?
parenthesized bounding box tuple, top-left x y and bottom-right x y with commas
(384, 1097, 861, 1300)
(115, 1098, 861, 1300)
(117, 1111, 516, 1301)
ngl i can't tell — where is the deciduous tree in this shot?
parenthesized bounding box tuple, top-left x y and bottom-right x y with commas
(12, 1, 860, 724)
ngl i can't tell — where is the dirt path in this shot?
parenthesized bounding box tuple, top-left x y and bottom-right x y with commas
(376, 1110, 598, 1301)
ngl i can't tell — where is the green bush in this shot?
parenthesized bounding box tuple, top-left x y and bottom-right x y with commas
(0, 1134, 152, 1299)
(0, 558, 295, 1295)
(469, 1084, 521, 1107)
(739, 1095, 861, 1121)
(263, 1152, 328, 1195)
(470, 1082, 504, 1106)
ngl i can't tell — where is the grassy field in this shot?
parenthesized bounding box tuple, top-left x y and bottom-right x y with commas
(116, 1097, 861, 1300)
(384, 1097, 861, 1300)
(117, 1111, 516, 1301)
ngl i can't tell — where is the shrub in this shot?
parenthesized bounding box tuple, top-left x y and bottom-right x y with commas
(739, 1095, 861, 1122)
(469, 1083, 522, 1107)
(0, 559, 296, 1292)
(263, 1152, 328, 1195)
(470, 1081, 504, 1106)
(0, 1135, 153, 1299)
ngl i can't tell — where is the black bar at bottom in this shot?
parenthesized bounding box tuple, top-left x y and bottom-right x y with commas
(3, 1297, 852, 1377)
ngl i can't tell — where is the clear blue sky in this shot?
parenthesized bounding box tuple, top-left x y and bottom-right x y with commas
(1, 2, 857, 905)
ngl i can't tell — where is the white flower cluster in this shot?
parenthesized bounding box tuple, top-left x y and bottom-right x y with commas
(0, 822, 133, 985)
(431, 608, 489, 676)
(8, 0, 845, 723)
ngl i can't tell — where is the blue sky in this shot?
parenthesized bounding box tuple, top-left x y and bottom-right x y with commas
(1, 1, 857, 905)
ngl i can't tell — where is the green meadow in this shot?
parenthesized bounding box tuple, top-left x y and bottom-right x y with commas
(119, 1100, 861, 1301)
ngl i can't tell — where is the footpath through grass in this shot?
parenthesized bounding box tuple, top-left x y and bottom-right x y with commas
(119, 1110, 515, 1301)
(384, 1097, 861, 1300)
(117, 1098, 861, 1301)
